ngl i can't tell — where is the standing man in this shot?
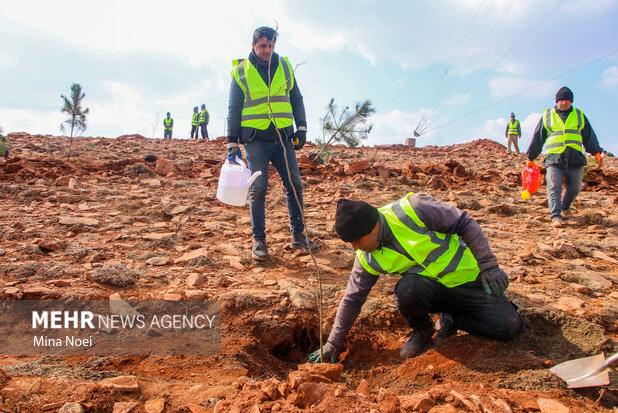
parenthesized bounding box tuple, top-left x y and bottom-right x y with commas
(163, 112, 173, 140)
(226, 26, 314, 261)
(199, 104, 210, 140)
(191, 106, 200, 139)
(526, 86, 603, 228)
(307, 194, 522, 363)
(505, 112, 521, 154)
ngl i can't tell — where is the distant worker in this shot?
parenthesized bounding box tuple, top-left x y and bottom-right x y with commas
(307, 194, 523, 363)
(505, 112, 521, 154)
(225, 26, 314, 260)
(526, 86, 603, 228)
(191, 106, 200, 139)
(163, 112, 173, 140)
(199, 104, 210, 140)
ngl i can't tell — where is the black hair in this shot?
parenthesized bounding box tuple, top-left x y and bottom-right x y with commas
(252, 26, 277, 45)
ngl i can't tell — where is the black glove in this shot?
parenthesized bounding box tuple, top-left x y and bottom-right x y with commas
(226, 143, 242, 164)
(307, 342, 341, 363)
(292, 129, 306, 151)
(480, 266, 509, 296)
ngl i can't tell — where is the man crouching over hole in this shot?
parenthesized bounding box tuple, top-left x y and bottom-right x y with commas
(308, 192, 523, 362)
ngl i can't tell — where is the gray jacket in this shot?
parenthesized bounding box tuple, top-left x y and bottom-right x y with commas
(326, 193, 498, 350)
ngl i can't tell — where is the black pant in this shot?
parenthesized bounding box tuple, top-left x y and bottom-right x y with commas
(200, 123, 209, 139)
(394, 274, 522, 341)
(164, 130, 172, 140)
(191, 125, 199, 139)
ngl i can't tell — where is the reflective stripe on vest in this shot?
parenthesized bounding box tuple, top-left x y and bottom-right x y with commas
(191, 113, 199, 126)
(232, 56, 294, 130)
(199, 109, 209, 124)
(508, 119, 519, 135)
(164, 118, 173, 130)
(356, 193, 480, 288)
(542, 107, 585, 154)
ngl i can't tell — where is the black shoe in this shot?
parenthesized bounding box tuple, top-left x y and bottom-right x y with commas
(400, 327, 434, 359)
(435, 313, 457, 340)
(290, 233, 319, 251)
(252, 238, 268, 261)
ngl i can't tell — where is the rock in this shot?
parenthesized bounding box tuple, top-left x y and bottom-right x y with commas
(187, 403, 211, 413)
(174, 247, 209, 264)
(90, 263, 139, 287)
(163, 293, 183, 301)
(37, 239, 66, 253)
(144, 178, 162, 188)
(487, 203, 519, 216)
(449, 390, 477, 412)
(186, 273, 205, 288)
(146, 256, 171, 266)
(167, 205, 192, 216)
(68, 177, 81, 190)
(155, 159, 181, 176)
(426, 176, 446, 189)
(288, 370, 333, 390)
(575, 272, 612, 292)
(142, 232, 175, 241)
(185, 289, 207, 300)
(99, 375, 140, 392)
(537, 398, 569, 413)
(377, 388, 401, 413)
(0, 368, 10, 390)
(260, 377, 281, 401)
(356, 378, 370, 396)
(144, 398, 166, 413)
(345, 160, 371, 175)
(22, 286, 59, 299)
(295, 382, 332, 408)
(551, 296, 585, 312)
(58, 402, 85, 413)
(59, 216, 100, 226)
(414, 397, 437, 413)
(298, 363, 343, 380)
(124, 163, 157, 177)
(112, 401, 140, 413)
(592, 250, 618, 264)
(428, 405, 458, 413)
(54, 176, 71, 186)
(278, 280, 315, 309)
(3, 287, 20, 297)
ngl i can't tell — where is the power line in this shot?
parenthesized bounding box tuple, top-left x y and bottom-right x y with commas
(427, 47, 618, 132)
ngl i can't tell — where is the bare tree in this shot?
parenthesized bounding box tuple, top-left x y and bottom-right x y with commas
(60, 83, 89, 138)
(319, 98, 375, 150)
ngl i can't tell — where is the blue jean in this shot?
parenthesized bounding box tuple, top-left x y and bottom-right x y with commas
(545, 165, 583, 219)
(244, 136, 304, 240)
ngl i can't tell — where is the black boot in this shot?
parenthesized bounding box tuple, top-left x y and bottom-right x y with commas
(290, 233, 319, 251)
(252, 238, 268, 261)
(400, 327, 434, 359)
(435, 313, 457, 340)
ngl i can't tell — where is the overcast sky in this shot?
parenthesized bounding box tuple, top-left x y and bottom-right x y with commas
(1, 0, 617, 154)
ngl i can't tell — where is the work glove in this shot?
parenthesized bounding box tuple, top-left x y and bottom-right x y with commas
(526, 160, 536, 168)
(226, 143, 242, 164)
(292, 128, 307, 151)
(480, 266, 509, 296)
(307, 342, 341, 363)
(594, 152, 603, 168)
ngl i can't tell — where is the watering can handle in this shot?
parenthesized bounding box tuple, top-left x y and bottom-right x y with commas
(247, 171, 262, 188)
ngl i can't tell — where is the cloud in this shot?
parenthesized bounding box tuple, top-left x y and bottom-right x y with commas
(474, 112, 542, 150)
(601, 66, 618, 87)
(0, 108, 65, 136)
(366, 109, 437, 146)
(489, 76, 558, 99)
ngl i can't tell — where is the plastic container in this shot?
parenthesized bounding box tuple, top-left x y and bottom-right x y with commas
(521, 164, 541, 200)
(216, 157, 262, 206)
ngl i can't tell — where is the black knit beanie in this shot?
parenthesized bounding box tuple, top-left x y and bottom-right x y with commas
(335, 198, 379, 242)
(555, 86, 574, 103)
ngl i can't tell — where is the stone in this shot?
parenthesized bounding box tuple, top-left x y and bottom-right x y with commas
(551, 296, 585, 312)
(356, 378, 370, 396)
(298, 363, 343, 380)
(487, 203, 519, 216)
(0, 368, 10, 391)
(99, 375, 140, 392)
(428, 405, 458, 413)
(163, 293, 183, 301)
(59, 216, 100, 226)
(145, 178, 162, 188)
(169, 205, 192, 215)
(58, 402, 85, 413)
(144, 398, 166, 413)
(146, 256, 170, 266)
(54, 176, 71, 186)
(174, 247, 209, 264)
(295, 382, 332, 408)
(185, 290, 207, 300)
(414, 397, 437, 413)
(449, 390, 477, 412)
(377, 388, 401, 413)
(537, 398, 569, 413)
(22, 286, 59, 299)
(68, 177, 81, 190)
(37, 239, 66, 252)
(187, 403, 211, 413)
(344, 160, 371, 175)
(142, 232, 175, 241)
(186, 273, 205, 288)
(155, 159, 181, 176)
(112, 401, 140, 413)
(574, 272, 612, 292)
(288, 370, 333, 390)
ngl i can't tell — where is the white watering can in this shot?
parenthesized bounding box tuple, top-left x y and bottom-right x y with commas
(216, 157, 262, 207)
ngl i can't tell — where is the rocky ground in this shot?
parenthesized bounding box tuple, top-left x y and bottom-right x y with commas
(0, 132, 617, 413)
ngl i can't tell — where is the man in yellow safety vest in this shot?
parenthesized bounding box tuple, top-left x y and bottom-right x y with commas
(525, 86, 604, 228)
(505, 112, 521, 154)
(225, 26, 315, 260)
(163, 112, 173, 140)
(308, 193, 523, 362)
(191, 106, 199, 140)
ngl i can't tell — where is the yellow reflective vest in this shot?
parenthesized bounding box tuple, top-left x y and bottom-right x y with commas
(357, 193, 480, 288)
(163, 118, 173, 131)
(507, 119, 520, 135)
(542, 107, 585, 154)
(191, 112, 199, 126)
(231, 56, 294, 130)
